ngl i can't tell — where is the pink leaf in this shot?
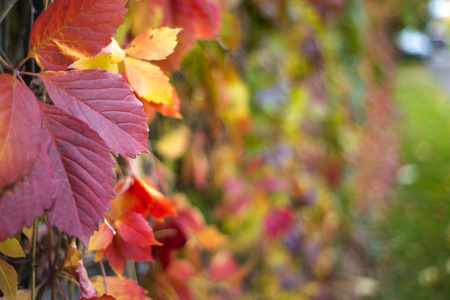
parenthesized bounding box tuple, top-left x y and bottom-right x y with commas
(39, 102, 116, 244)
(0, 74, 42, 188)
(39, 70, 149, 157)
(0, 142, 53, 241)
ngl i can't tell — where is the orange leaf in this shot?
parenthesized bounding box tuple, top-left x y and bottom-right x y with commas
(29, 0, 126, 70)
(146, 88, 182, 119)
(124, 57, 173, 105)
(91, 276, 151, 300)
(89, 223, 114, 251)
(126, 27, 180, 61)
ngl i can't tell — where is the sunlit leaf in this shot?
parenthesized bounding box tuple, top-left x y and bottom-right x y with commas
(29, 0, 127, 70)
(126, 27, 180, 61)
(124, 57, 173, 105)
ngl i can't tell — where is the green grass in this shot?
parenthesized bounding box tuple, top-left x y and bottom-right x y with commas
(376, 63, 450, 300)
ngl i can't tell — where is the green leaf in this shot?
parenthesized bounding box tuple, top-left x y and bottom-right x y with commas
(0, 239, 25, 258)
(0, 258, 18, 300)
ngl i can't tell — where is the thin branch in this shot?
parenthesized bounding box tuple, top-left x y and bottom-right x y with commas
(0, 55, 13, 71)
(0, 0, 19, 24)
(31, 218, 39, 300)
(99, 260, 108, 295)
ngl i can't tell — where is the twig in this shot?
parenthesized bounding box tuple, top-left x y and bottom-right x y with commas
(31, 218, 39, 300)
(0, 0, 19, 24)
(99, 260, 108, 294)
(0, 55, 12, 71)
(53, 231, 63, 270)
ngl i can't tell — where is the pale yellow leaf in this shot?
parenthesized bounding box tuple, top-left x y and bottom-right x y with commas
(0, 239, 24, 258)
(124, 57, 173, 105)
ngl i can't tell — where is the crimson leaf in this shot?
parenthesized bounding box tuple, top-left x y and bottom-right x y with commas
(39, 102, 116, 244)
(0, 142, 53, 241)
(29, 0, 127, 70)
(38, 69, 149, 157)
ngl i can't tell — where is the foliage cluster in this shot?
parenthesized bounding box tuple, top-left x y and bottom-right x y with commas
(0, 0, 403, 299)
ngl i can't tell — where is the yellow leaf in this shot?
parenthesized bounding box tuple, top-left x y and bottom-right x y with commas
(0, 259, 18, 300)
(124, 57, 173, 105)
(62, 240, 82, 269)
(126, 27, 180, 61)
(155, 125, 190, 159)
(0, 239, 25, 258)
(69, 39, 125, 73)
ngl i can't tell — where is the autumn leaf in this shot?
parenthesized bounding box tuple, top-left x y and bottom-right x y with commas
(0, 74, 42, 189)
(70, 39, 126, 72)
(115, 212, 161, 246)
(89, 209, 160, 275)
(0, 258, 18, 300)
(0, 289, 31, 300)
(128, 0, 221, 70)
(0, 238, 25, 258)
(0, 142, 54, 242)
(90, 276, 151, 300)
(29, 0, 127, 70)
(62, 240, 82, 269)
(80, 295, 116, 300)
(38, 102, 116, 244)
(144, 88, 182, 119)
(75, 257, 97, 299)
(124, 57, 173, 105)
(38, 69, 149, 157)
(132, 178, 177, 220)
(126, 27, 180, 61)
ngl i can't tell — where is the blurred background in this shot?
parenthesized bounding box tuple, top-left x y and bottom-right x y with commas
(128, 0, 450, 299)
(3, 0, 450, 299)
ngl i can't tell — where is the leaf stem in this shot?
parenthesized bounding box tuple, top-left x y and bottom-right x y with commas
(31, 218, 38, 300)
(0, 0, 19, 24)
(0, 54, 13, 72)
(99, 260, 108, 294)
(53, 231, 63, 270)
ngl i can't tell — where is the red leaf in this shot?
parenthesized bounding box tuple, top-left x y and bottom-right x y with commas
(120, 243, 154, 262)
(80, 295, 116, 300)
(90, 276, 151, 300)
(133, 178, 177, 220)
(0, 74, 42, 188)
(38, 70, 149, 157)
(39, 102, 116, 244)
(115, 212, 161, 246)
(0, 142, 53, 241)
(106, 238, 126, 276)
(29, 0, 127, 70)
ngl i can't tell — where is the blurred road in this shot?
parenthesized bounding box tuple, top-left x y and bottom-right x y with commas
(427, 48, 450, 95)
